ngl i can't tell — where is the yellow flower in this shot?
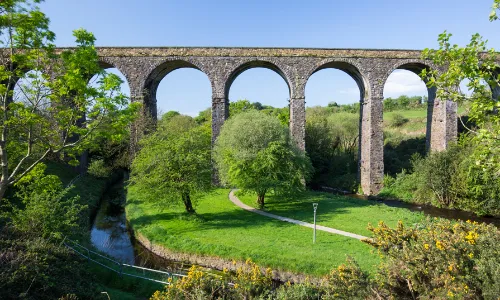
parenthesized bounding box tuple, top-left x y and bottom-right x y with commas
(448, 264, 454, 271)
(468, 253, 474, 258)
(436, 240, 445, 250)
(448, 290, 454, 297)
(234, 283, 239, 289)
(424, 243, 430, 250)
(465, 231, 478, 245)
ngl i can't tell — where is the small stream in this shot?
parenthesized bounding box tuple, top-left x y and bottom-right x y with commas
(89, 172, 197, 273)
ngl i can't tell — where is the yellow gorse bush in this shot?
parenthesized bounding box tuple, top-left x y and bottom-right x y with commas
(151, 259, 274, 299)
(365, 218, 500, 299)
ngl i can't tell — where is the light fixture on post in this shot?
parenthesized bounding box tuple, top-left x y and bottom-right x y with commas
(313, 203, 318, 243)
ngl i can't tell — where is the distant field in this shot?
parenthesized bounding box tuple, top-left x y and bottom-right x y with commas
(383, 106, 467, 138)
(384, 109, 427, 120)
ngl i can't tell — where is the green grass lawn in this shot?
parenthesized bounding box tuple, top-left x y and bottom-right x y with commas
(126, 188, 382, 277)
(237, 191, 425, 237)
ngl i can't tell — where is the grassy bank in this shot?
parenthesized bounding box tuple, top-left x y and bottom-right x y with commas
(45, 162, 160, 299)
(126, 188, 383, 277)
(237, 191, 425, 237)
(46, 162, 107, 228)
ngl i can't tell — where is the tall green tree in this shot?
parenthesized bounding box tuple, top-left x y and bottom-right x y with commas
(0, 0, 139, 201)
(129, 115, 212, 213)
(214, 110, 312, 208)
(421, 1, 500, 178)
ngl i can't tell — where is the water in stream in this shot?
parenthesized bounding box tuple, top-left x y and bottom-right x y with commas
(90, 178, 135, 264)
(89, 174, 197, 274)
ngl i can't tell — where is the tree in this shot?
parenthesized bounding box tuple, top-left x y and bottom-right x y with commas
(129, 115, 212, 213)
(161, 110, 180, 121)
(229, 99, 256, 116)
(0, 0, 139, 201)
(421, 2, 500, 177)
(214, 110, 312, 208)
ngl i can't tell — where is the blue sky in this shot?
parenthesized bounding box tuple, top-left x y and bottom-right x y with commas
(40, 0, 499, 116)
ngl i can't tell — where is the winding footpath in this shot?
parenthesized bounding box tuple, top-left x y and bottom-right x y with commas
(229, 190, 369, 241)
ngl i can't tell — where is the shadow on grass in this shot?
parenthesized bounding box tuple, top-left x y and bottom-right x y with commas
(261, 192, 370, 210)
(128, 205, 291, 234)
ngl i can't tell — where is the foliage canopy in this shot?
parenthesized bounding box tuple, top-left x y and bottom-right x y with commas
(214, 110, 312, 208)
(129, 115, 212, 213)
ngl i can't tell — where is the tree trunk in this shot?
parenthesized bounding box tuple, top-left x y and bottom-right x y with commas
(182, 192, 196, 214)
(0, 181, 7, 202)
(257, 193, 265, 209)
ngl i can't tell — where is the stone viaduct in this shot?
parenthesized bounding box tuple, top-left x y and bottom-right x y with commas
(93, 47, 459, 195)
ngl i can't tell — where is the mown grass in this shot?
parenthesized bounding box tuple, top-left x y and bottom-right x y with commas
(126, 188, 383, 277)
(237, 191, 425, 237)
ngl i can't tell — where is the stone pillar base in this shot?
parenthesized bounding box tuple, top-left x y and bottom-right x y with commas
(359, 95, 384, 195)
(289, 97, 305, 151)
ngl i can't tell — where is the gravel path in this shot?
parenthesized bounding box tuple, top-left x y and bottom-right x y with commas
(229, 190, 369, 241)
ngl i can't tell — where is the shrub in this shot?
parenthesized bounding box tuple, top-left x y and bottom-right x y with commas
(365, 218, 500, 299)
(320, 257, 370, 299)
(383, 139, 500, 216)
(275, 282, 320, 300)
(0, 230, 98, 299)
(151, 259, 273, 300)
(151, 266, 232, 300)
(390, 113, 409, 127)
(412, 144, 466, 207)
(305, 111, 359, 192)
(9, 164, 85, 239)
(458, 153, 500, 216)
(87, 158, 112, 178)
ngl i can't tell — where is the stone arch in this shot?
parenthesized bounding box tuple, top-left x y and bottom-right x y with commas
(306, 59, 370, 101)
(384, 59, 456, 152)
(304, 59, 373, 192)
(97, 59, 133, 90)
(142, 59, 212, 120)
(224, 60, 293, 100)
(384, 60, 435, 80)
(383, 60, 435, 103)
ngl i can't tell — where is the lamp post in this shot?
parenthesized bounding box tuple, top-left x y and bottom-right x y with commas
(313, 203, 318, 243)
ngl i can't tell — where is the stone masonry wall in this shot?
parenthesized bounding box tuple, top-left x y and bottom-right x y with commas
(90, 47, 458, 195)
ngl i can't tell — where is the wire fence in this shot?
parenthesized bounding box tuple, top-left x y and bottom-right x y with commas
(63, 237, 186, 285)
